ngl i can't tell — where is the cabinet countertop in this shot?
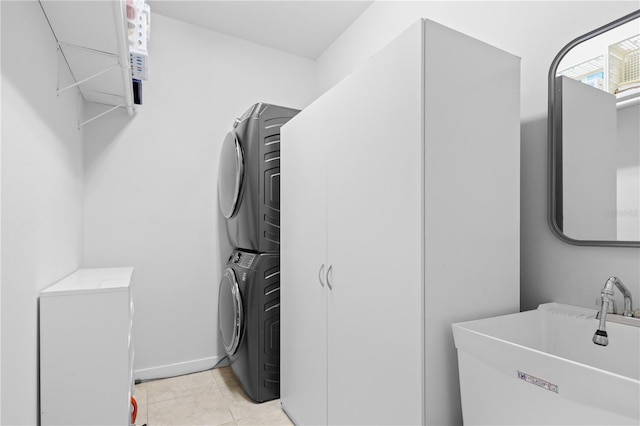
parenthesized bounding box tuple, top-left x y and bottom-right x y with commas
(40, 267, 134, 296)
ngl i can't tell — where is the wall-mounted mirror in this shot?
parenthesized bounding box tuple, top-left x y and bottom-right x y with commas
(549, 10, 640, 247)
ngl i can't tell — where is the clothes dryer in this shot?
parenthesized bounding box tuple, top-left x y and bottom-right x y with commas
(217, 103, 299, 253)
(218, 249, 280, 402)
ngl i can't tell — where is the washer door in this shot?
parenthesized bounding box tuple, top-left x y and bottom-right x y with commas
(218, 131, 244, 219)
(218, 268, 244, 356)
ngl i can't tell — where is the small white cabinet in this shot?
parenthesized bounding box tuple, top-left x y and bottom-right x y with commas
(39, 267, 135, 426)
(281, 19, 520, 426)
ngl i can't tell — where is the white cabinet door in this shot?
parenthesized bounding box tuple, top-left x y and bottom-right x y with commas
(325, 22, 424, 426)
(280, 103, 328, 426)
(560, 75, 618, 240)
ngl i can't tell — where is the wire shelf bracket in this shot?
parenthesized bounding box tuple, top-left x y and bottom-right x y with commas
(55, 42, 134, 129)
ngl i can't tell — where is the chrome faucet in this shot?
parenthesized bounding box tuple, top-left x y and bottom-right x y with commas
(593, 276, 634, 346)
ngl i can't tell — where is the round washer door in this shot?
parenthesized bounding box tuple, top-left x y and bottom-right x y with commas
(218, 131, 244, 219)
(218, 268, 244, 356)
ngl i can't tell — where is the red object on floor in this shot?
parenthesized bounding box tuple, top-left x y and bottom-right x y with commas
(131, 395, 138, 424)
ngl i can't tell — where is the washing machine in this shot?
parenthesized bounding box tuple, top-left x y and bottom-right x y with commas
(217, 103, 300, 253)
(218, 249, 280, 402)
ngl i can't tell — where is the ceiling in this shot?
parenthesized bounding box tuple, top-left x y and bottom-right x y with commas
(147, 1, 373, 59)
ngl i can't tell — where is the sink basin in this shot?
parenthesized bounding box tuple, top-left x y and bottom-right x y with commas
(452, 303, 640, 425)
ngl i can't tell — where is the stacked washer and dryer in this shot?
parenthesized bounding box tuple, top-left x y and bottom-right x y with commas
(217, 103, 299, 403)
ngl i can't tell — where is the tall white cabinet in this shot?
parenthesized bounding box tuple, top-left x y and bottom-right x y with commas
(39, 268, 135, 426)
(280, 19, 520, 426)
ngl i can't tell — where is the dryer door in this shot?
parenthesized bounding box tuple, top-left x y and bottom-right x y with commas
(218, 131, 244, 218)
(218, 268, 244, 356)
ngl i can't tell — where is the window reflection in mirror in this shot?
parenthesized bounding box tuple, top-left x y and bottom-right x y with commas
(551, 13, 640, 246)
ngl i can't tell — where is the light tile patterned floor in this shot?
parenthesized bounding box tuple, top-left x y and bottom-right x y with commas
(134, 367, 294, 426)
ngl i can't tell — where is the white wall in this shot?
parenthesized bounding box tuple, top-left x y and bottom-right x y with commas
(82, 13, 317, 380)
(1, 2, 85, 425)
(317, 0, 640, 314)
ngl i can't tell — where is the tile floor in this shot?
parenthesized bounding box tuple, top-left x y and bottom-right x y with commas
(134, 367, 294, 426)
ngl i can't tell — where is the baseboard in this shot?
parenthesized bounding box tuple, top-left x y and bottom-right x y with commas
(134, 355, 224, 381)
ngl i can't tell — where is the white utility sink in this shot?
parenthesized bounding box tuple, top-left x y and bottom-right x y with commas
(452, 303, 640, 425)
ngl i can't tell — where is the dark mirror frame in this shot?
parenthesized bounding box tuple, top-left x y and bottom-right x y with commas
(548, 9, 640, 248)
